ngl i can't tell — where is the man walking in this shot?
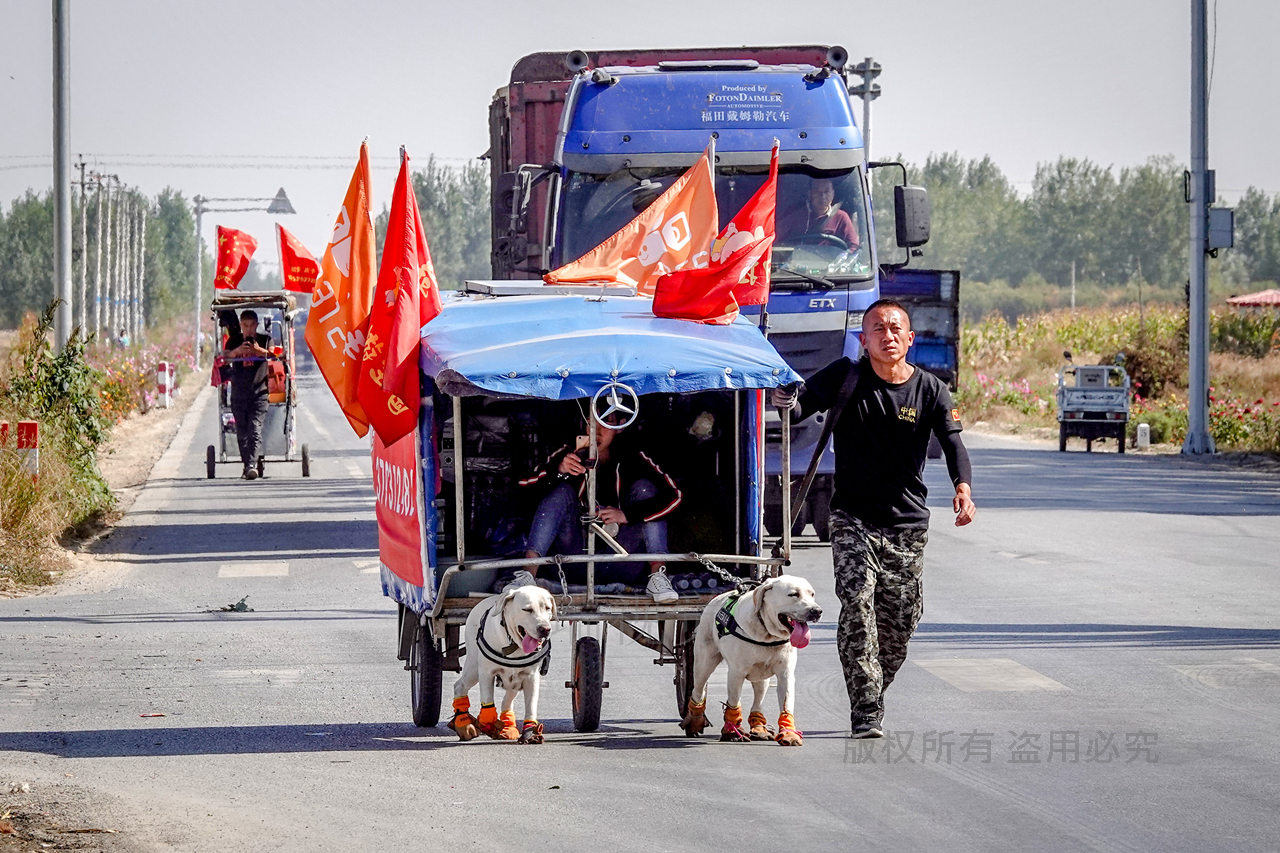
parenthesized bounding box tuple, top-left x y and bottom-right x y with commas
(223, 309, 274, 480)
(773, 298, 976, 738)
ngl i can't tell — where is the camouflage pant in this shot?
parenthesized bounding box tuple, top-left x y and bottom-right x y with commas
(831, 509, 927, 726)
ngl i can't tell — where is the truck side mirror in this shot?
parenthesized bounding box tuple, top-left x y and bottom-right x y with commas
(495, 170, 532, 234)
(894, 185, 931, 248)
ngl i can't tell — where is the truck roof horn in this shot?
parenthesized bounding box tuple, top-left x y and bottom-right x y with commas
(565, 50, 590, 74)
(826, 46, 848, 72)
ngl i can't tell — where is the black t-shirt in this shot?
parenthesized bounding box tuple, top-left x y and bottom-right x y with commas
(225, 332, 272, 400)
(798, 356, 963, 529)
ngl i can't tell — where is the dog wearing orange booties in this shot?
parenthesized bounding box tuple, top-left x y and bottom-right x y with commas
(448, 585, 556, 744)
(679, 575, 822, 746)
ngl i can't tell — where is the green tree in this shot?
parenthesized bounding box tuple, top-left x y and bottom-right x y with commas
(1110, 156, 1185, 288)
(1233, 186, 1280, 283)
(0, 191, 55, 328)
(144, 188, 198, 325)
(375, 157, 491, 288)
(1027, 157, 1117, 287)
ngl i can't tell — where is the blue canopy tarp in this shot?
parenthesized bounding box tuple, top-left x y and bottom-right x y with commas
(419, 293, 801, 399)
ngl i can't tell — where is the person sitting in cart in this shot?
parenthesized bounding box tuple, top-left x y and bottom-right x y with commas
(509, 411, 683, 603)
(222, 309, 275, 480)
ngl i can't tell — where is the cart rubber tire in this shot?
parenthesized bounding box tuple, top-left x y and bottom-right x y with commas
(1059, 423, 1068, 452)
(673, 621, 697, 718)
(257, 455, 266, 478)
(572, 636, 603, 732)
(206, 445, 216, 479)
(1117, 425, 1127, 454)
(810, 495, 831, 542)
(409, 624, 443, 728)
(764, 500, 807, 538)
(301, 444, 311, 477)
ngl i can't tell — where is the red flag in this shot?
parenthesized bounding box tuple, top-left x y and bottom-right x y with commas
(277, 224, 319, 293)
(543, 142, 718, 295)
(305, 142, 377, 437)
(212, 226, 257, 290)
(357, 151, 441, 445)
(652, 144, 779, 324)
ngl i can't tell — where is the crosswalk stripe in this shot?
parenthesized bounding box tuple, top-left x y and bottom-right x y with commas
(914, 657, 1069, 692)
(1171, 658, 1280, 688)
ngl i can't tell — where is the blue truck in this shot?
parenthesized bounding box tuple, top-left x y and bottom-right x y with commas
(487, 46, 957, 540)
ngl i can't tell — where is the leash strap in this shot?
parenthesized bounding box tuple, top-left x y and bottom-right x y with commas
(714, 591, 787, 647)
(477, 610, 552, 667)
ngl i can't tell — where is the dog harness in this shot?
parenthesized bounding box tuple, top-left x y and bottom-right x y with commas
(477, 608, 552, 667)
(714, 591, 787, 647)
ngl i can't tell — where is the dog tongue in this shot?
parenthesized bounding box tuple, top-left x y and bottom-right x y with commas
(789, 622, 811, 648)
(521, 634, 542, 655)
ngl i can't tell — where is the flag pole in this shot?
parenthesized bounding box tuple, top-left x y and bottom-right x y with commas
(757, 139, 779, 338)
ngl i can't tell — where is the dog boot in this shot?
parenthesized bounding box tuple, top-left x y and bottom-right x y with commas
(447, 696, 478, 741)
(775, 712, 804, 746)
(679, 698, 708, 737)
(476, 703, 503, 739)
(497, 710, 520, 740)
(748, 711, 774, 741)
(720, 704, 750, 742)
(518, 720, 545, 744)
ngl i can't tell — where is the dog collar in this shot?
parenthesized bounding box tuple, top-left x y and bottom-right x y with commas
(714, 591, 787, 647)
(478, 609, 552, 666)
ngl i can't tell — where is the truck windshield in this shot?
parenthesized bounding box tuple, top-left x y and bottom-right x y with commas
(558, 165, 872, 283)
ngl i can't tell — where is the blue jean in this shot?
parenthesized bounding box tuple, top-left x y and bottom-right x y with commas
(526, 480, 668, 562)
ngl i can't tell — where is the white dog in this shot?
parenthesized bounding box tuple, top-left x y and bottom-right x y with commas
(448, 585, 556, 744)
(679, 575, 822, 746)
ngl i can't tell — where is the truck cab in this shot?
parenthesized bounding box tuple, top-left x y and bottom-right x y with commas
(1056, 355, 1130, 453)
(488, 46, 934, 539)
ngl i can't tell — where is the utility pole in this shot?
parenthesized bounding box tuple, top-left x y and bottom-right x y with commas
(52, 0, 73, 349)
(849, 57, 882, 170)
(92, 173, 104, 339)
(76, 155, 87, 336)
(135, 201, 147, 341)
(1184, 0, 1214, 454)
(102, 177, 114, 339)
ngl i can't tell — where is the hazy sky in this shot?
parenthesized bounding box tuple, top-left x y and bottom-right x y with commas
(3, 0, 1277, 273)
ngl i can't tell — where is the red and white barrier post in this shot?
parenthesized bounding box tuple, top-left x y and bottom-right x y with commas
(157, 361, 172, 409)
(17, 420, 38, 478)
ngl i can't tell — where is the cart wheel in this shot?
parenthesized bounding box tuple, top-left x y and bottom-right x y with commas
(206, 445, 216, 479)
(1059, 423, 1068, 452)
(257, 455, 266, 478)
(571, 636, 603, 732)
(301, 444, 311, 477)
(409, 623, 443, 727)
(673, 621, 696, 718)
(1116, 425, 1127, 454)
(810, 495, 831, 542)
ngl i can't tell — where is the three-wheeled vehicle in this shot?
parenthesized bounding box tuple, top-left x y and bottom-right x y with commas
(207, 291, 311, 478)
(1056, 352, 1130, 453)
(378, 282, 802, 731)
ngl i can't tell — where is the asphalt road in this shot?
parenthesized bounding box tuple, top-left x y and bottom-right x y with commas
(3, 368, 1279, 852)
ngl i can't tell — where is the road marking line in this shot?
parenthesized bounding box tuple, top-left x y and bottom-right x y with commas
(214, 668, 303, 685)
(1171, 658, 1280, 688)
(914, 657, 1069, 692)
(218, 560, 289, 578)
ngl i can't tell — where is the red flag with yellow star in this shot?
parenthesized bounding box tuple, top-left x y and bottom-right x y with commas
(652, 143, 778, 324)
(212, 226, 258, 290)
(277, 224, 320, 293)
(357, 151, 441, 445)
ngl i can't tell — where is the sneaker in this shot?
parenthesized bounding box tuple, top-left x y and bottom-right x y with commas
(242, 468, 258, 480)
(502, 570, 537, 592)
(646, 568, 679, 603)
(850, 721, 884, 739)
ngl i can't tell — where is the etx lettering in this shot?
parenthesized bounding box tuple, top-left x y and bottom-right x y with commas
(809, 298, 837, 309)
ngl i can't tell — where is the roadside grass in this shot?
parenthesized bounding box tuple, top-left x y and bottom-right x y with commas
(958, 304, 1280, 453)
(0, 309, 194, 592)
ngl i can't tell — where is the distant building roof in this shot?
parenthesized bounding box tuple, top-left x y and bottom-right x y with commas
(1227, 288, 1280, 307)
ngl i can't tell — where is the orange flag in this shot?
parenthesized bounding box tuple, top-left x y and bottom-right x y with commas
(653, 143, 778, 324)
(277, 224, 320, 293)
(357, 151, 441, 445)
(543, 142, 718, 295)
(212, 226, 257, 290)
(305, 142, 377, 437)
